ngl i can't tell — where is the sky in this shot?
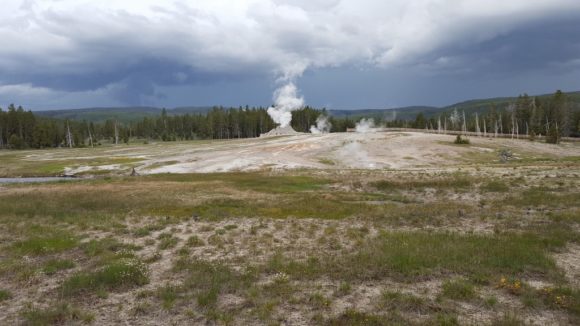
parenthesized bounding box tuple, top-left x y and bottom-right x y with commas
(0, 0, 579, 111)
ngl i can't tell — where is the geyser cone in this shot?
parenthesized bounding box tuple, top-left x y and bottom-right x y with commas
(260, 125, 301, 137)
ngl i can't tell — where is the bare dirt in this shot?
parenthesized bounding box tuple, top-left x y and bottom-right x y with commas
(55, 132, 580, 174)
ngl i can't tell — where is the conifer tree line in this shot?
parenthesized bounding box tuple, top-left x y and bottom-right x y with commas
(1, 90, 578, 149)
(410, 90, 580, 143)
(0, 105, 349, 149)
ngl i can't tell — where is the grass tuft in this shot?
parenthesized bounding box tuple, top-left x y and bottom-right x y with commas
(157, 233, 179, 250)
(441, 279, 477, 301)
(21, 303, 95, 325)
(186, 235, 205, 247)
(60, 258, 148, 297)
(326, 309, 401, 326)
(173, 258, 256, 309)
(42, 259, 75, 275)
(0, 289, 12, 301)
(12, 234, 78, 256)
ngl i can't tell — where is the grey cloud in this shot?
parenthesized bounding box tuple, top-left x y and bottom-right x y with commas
(1, 0, 580, 107)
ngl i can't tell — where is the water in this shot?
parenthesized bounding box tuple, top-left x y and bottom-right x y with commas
(0, 177, 80, 184)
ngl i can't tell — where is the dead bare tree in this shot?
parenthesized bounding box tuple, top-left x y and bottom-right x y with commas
(88, 127, 94, 148)
(114, 120, 119, 145)
(66, 121, 74, 148)
(462, 111, 467, 135)
(483, 118, 487, 137)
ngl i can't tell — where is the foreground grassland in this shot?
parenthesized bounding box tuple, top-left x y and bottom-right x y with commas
(1, 154, 579, 324)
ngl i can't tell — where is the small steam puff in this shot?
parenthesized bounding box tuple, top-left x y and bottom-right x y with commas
(310, 115, 331, 134)
(355, 118, 376, 133)
(337, 141, 375, 169)
(267, 82, 304, 128)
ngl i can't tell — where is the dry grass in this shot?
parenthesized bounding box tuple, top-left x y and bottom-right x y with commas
(0, 164, 579, 325)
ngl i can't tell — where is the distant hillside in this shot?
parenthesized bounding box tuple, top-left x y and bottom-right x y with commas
(33, 91, 580, 123)
(329, 90, 580, 120)
(328, 106, 438, 120)
(35, 106, 213, 123)
(440, 91, 580, 115)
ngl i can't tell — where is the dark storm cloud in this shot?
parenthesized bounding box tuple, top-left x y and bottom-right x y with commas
(423, 14, 580, 76)
(1, 0, 579, 109)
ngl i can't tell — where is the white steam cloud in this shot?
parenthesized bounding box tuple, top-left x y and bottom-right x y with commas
(267, 63, 308, 128)
(267, 82, 304, 128)
(310, 115, 331, 134)
(355, 118, 376, 133)
(337, 141, 375, 169)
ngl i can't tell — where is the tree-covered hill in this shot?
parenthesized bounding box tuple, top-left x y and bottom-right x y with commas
(30, 91, 580, 124)
(34, 106, 214, 124)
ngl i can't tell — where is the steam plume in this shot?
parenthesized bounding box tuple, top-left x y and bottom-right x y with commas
(266, 83, 304, 128)
(267, 63, 308, 128)
(310, 115, 331, 134)
(355, 118, 376, 133)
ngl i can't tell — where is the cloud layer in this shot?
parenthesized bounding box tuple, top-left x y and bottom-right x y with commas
(1, 0, 580, 108)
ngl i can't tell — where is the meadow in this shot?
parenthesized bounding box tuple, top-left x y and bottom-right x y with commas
(0, 133, 579, 325)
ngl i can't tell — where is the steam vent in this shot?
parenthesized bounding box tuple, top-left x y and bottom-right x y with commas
(260, 125, 301, 137)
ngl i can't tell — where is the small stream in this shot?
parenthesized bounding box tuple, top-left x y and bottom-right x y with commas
(0, 177, 81, 184)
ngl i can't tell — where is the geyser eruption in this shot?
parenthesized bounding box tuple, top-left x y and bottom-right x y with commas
(263, 62, 308, 136)
(310, 115, 331, 134)
(355, 118, 376, 133)
(267, 82, 304, 128)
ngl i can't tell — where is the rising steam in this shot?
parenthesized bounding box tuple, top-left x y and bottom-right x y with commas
(355, 118, 376, 133)
(267, 82, 304, 128)
(267, 62, 309, 128)
(310, 115, 331, 134)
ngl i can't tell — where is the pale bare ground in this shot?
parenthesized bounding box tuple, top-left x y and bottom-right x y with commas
(555, 244, 580, 288)
(9, 132, 578, 176)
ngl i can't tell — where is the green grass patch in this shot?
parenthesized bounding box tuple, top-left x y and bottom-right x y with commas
(184, 196, 366, 220)
(441, 279, 477, 300)
(0, 289, 12, 301)
(503, 187, 580, 208)
(541, 286, 580, 317)
(186, 235, 205, 247)
(143, 173, 328, 193)
(491, 312, 525, 326)
(318, 158, 336, 166)
(268, 231, 564, 282)
(454, 135, 470, 145)
(21, 302, 95, 325)
(326, 309, 403, 326)
(11, 234, 78, 256)
(173, 258, 257, 309)
(340, 232, 562, 280)
(224, 175, 328, 193)
(380, 290, 440, 314)
(481, 181, 510, 192)
(42, 259, 75, 275)
(60, 258, 148, 297)
(157, 233, 179, 250)
(81, 237, 140, 259)
(547, 209, 580, 224)
(157, 284, 179, 310)
(373, 176, 473, 192)
(35, 162, 69, 175)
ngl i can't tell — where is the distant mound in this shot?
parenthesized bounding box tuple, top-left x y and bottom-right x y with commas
(260, 125, 302, 137)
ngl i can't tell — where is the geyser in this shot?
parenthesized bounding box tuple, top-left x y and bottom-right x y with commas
(267, 82, 304, 128)
(310, 115, 331, 134)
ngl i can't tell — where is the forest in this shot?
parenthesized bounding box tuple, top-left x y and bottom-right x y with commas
(0, 90, 578, 149)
